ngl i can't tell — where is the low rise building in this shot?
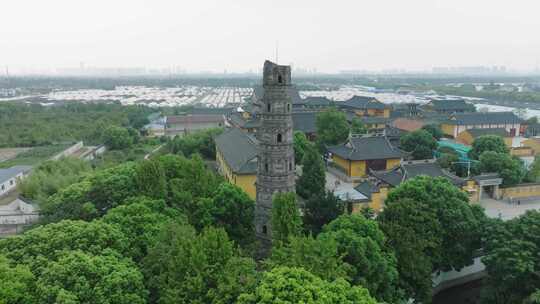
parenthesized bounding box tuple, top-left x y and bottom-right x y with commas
(339, 96, 391, 118)
(440, 112, 522, 138)
(391, 117, 426, 132)
(327, 135, 404, 179)
(228, 112, 261, 133)
(292, 112, 317, 139)
(215, 128, 258, 199)
(353, 160, 468, 211)
(0, 166, 32, 197)
(0, 197, 39, 237)
(423, 99, 476, 114)
(165, 114, 226, 137)
(301, 96, 335, 110)
(456, 128, 513, 146)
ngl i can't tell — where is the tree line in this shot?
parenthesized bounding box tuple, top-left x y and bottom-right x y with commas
(0, 102, 153, 148)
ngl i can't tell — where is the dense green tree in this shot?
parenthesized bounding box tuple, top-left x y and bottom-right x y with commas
(0, 103, 152, 148)
(271, 193, 302, 244)
(377, 198, 441, 303)
(436, 149, 459, 169)
(167, 128, 223, 159)
(0, 220, 128, 269)
(0, 255, 36, 304)
(19, 158, 92, 203)
(321, 214, 401, 302)
(266, 234, 352, 282)
(421, 124, 444, 140)
(296, 144, 326, 199)
(39, 162, 141, 223)
(384, 176, 484, 271)
(400, 129, 437, 160)
(134, 159, 167, 199)
(160, 154, 221, 203)
(36, 250, 147, 304)
(103, 126, 134, 150)
(303, 191, 344, 235)
(469, 135, 509, 159)
(350, 118, 367, 135)
(478, 151, 525, 186)
(526, 156, 540, 182)
(481, 211, 540, 304)
(143, 224, 257, 304)
(293, 131, 310, 164)
(85, 162, 139, 215)
(102, 196, 186, 262)
(360, 206, 375, 219)
(525, 290, 540, 304)
(40, 180, 97, 222)
(209, 183, 255, 246)
(237, 266, 377, 304)
(316, 109, 349, 150)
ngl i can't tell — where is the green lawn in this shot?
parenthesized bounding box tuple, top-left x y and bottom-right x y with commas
(0, 144, 71, 168)
(92, 141, 162, 168)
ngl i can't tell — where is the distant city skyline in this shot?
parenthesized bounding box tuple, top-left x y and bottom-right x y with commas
(2, 0, 540, 74)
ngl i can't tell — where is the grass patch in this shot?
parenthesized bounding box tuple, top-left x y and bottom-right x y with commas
(0, 144, 71, 168)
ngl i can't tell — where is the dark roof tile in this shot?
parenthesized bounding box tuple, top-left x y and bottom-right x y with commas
(340, 95, 387, 110)
(215, 128, 258, 174)
(328, 136, 404, 161)
(446, 112, 521, 125)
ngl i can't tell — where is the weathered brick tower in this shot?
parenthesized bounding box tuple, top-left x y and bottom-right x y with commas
(255, 60, 296, 240)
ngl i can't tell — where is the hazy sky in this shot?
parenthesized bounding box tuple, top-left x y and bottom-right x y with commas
(2, 0, 540, 73)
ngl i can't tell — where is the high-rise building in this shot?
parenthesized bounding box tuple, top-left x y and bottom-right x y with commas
(255, 60, 296, 240)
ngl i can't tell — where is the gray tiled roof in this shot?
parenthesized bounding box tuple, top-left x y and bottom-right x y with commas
(472, 173, 501, 182)
(292, 112, 317, 134)
(303, 96, 334, 107)
(370, 169, 403, 187)
(187, 107, 236, 115)
(340, 96, 387, 110)
(167, 114, 225, 124)
(288, 87, 304, 104)
(446, 112, 521, 125)
(228, 112, 261, 129)
(215, 128, 258, 174)
(359, 116, 390, 124)
(353, 180, 380, 200)
(466, 128, 510, 138)
(0, 166, 32, 184)
(370, 161, 465, 187)
(328, 136, 404, 161)
(428, 99, 475, 111)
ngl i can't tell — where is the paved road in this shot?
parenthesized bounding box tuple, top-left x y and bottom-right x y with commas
(479, 198, 540, 220)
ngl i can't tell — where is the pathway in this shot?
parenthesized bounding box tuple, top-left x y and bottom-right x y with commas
(144, 144, 165, 160)
(479, 197, 540, 220)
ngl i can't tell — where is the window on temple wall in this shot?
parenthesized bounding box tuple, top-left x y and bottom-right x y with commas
(287, 103, 291, 112)
(262, 225, 268, 235)
(278, 74, 283, 83)
(265, 163, 269, 173)
(267, 103, 271, 112)
(289, 161, 293, 171)
(277, 133, 282, 143)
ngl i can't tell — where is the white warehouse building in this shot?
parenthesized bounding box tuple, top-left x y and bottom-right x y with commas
(0, 166, 32, 197)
